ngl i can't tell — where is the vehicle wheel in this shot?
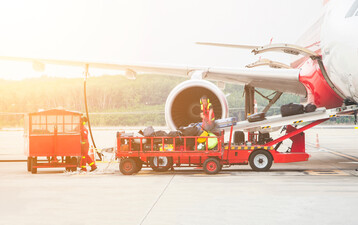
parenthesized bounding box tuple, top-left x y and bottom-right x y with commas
(31, 157, 37, 174)
(134, 158, 143, 173)
(120, 158, 138, 175)
(27, 157, 32, 172)
(249, 150, 273, 171)
(65, 156, 71, 172)
(149, 157, 173, 172)
(203, 158, 221, 174)
(71, 157, 78, 172)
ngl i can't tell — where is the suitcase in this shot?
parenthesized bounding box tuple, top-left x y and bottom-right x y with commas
(258, 132, 272, 145)
(184, 138, 196, 150)
(164, 136, 182, 145)
(179, 126, 200, 136)
(143, 126, 155, 136)
(120, 144, 129, 151)
(304, 103, 317, 113)
(281, 103, 304, 117)
(233, 131, 245, 145)
(158, 144, 174, 151)
(119, 133, 133, 144)
(247, 112, 266, 122)
(168, 131, 182, 137)
(215, 117, 237, 128)
(143, 144, 159, 151)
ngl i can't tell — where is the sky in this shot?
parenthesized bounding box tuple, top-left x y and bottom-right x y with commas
(0, 0, 323, 80)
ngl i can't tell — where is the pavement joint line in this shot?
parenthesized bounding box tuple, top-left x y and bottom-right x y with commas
(307, 143, 358, 162)
(139, 173, 175, 225)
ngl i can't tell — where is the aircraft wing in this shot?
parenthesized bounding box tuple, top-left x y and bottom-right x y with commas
(0, 56, 306, 96)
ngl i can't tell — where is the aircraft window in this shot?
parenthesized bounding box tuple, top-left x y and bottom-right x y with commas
(345, 0, 358, 18)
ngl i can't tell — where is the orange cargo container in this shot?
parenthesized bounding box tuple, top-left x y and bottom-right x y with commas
(25, 109, 82, 174)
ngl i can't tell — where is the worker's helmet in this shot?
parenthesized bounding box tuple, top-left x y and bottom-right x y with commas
(200, 95, 209, 104)
(81, 116, 88, 124)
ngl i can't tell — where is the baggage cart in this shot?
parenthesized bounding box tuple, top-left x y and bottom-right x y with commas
(116, 118, 328, 175)
(24, 109, 82, 174)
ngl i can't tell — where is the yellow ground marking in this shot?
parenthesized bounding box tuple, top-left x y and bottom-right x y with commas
(305, 170, 348, 176)
(323, 149, 358, 162)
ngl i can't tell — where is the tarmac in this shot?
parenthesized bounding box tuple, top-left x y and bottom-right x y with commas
(0, 127, 358, 225)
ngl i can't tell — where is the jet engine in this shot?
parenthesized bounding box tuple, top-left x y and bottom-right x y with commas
(165, 79, 228, 130)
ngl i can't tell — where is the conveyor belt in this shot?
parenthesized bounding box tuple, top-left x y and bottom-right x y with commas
(233, 105, 358, 133)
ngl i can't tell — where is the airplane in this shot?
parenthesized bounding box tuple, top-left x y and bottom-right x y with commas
(0, 0, 357, 131)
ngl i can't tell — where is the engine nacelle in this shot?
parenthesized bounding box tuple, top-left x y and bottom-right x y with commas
(165, 80, 228, 130)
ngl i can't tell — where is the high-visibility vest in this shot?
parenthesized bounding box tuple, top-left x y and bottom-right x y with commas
(80, 125, 89, 144)
(201, 102, 215, 121)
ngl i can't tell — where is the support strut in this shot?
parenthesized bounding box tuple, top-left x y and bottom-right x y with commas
(264, 118, 329, 147)
(244, 85, 255, 119)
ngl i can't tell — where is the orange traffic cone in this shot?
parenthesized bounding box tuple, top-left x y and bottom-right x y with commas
(89, 145, 95, 164)
(316, 133, 320, 148)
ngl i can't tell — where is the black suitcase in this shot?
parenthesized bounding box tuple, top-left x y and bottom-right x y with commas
(304, 103, 317, 113)
(165, 137, 183, 145)
(179, 126, 200, 136)
(281, 103, 304, 117)
(184, 138, 196, 150)
(143, 144, 158, 151)
(258, 132, 272, 145)
(233, 131, 245, 145)
(165, 131, 183, 145)
(247, 112, 266, 122)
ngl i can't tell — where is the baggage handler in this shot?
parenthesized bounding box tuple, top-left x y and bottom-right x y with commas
(200, 95, 215, 131)
(80, 116, 97, 172)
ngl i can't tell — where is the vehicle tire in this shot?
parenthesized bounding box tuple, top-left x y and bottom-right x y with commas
(65, 156, 71, 172)
(249, 150, 273, 171)
(149, 157, 173, 172)
(120, 158, 138, 175)
(133, 158, 143, 173)
(203, 158, 221, 174)
(71, 157, 78, 172)
(27, 157, 32, 172)
(31, 157, 37, 174)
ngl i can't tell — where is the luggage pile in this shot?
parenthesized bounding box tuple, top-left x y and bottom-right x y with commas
(119, 123, 221, 152)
